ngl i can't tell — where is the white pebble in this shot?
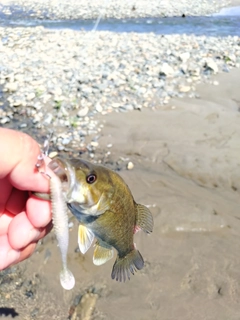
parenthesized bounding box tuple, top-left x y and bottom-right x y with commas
(127, 162, 134, 170)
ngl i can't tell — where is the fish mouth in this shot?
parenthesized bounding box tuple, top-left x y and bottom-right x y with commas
(48, 157, 76, 197)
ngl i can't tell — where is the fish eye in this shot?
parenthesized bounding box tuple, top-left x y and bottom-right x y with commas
(86, 173, 97, 184)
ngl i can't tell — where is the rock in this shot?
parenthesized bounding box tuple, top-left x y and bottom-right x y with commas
(127, 162, 134, 170)
(120, 104, 134, 112)
(204, 58, 219, 73)
(159, 63, 174, 77)
(112, 102, 121, 108)
(57, 145, 65, 151)
(49, 151, 58, 158)
(179, 52, 190, 63)
(77, 106, 89, 117)
(0, 117, 10, 124)
(179, 85, 191, 93)
(62, 137, 72, 145)
(95, 102, 103, 113)
(43, 113, 53, 125)
(5, 82, 18, 92)
(26, 92, 36, 101)
(91, 141, 99, 147)
(19, 123, 27, 128)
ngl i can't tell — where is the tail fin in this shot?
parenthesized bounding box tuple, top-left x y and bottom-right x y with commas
(111, 249, 144, 282)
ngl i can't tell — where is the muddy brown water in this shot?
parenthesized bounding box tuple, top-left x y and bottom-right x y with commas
(1, 68, 240, 319)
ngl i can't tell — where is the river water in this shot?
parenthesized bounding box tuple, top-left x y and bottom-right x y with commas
(0, 5, 240, 36)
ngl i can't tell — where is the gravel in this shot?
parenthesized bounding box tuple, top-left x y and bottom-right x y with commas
(0, 0, 232, 19)
(0, 26, 239, 154)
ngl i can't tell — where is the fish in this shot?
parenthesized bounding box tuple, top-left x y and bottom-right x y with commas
(45, 157, 154, 282)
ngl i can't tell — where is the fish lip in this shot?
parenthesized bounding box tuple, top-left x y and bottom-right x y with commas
(48, 157, 76, 198)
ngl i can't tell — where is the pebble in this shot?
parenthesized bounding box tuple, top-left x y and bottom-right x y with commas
(77, 106, 89, 117)
(91, 141, 99, 147)
(26, 92, 36, 101)
(179, 85, 191, 93)
(0, 117, 10, 124)
(179, 52, 191, 63)
(19, 123, 27, 128)
(5, 82, 18, 92)
(49, 151, 58, 158)
(205, 58, 219, 73)
(62, 137, 72, 145)
(43, 113, 53, 125)
(160, 63, 175, 77)
(95, 102, 103, 113)
(127, 161, 134, 170)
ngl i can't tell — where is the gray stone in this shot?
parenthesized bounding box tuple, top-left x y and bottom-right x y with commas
(43, 113, 53, 125)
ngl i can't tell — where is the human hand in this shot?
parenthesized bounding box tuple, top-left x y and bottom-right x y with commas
(0, 128, 52, 270)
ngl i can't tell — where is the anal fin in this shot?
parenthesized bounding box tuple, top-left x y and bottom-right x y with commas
(135, 203, 153, 234)
(93, 241, 114, 266)
(78, 224, 94, 254)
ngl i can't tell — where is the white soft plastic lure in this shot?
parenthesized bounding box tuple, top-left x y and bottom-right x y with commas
(35, 139, 75, 290)
(49, 173, 75, 290)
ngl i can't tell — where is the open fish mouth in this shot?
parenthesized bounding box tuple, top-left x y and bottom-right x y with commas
(48, 157, 76, 197)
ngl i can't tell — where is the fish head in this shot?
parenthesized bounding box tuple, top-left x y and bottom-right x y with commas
(48, 157, 114, 217)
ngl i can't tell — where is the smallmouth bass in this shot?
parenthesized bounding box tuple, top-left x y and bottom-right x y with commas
(36, 157, 153, 282)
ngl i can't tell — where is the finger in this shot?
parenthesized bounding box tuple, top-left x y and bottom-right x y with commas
(8, 211, 41, 250)
(0, 211, 14, 236)
(12, 223, 53, 266)
(0, 128, 51, 192)
(0, 235, 21, 270)
(37, 221, 53, 240)
(0, 177, 12, 213)
(26, 196, 52, 228)
(5, 188, 28, 215)
(14, 242, 37, 265)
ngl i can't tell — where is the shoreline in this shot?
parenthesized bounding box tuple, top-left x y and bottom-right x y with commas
(0, 0, 239, 20)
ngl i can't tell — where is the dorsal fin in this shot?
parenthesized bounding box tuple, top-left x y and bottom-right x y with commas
(135, 203, 153, 234)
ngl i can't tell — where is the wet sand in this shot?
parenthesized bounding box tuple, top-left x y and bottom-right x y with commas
(1, 68, 240, 319)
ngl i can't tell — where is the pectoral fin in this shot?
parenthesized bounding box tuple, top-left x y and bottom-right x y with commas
(135, 203, 153, 234)
(78, 225, 95, 254)
(93, 241, 114, 266)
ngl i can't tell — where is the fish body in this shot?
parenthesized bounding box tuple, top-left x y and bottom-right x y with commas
(47, 157, 153, 282)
